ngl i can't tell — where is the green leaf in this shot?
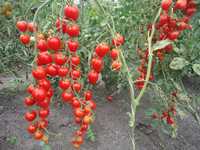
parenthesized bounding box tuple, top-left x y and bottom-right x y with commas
(169, 57, 189, 70)
(192, 64, 200, 76)
(173, 46, 184, 54)
(152, 39, 172, 51)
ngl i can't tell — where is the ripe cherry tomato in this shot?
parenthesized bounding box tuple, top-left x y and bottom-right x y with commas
(16, 21, 27, 32)
(110, 49, 119, 60)
(73, 82, 82, 93)
(32, 87, 47, 102)
(24, 97, 35, 106)
(34, 130, 44, 140)
(26, 84, 34, 94)
(59, 79, 71, 90)
(71, 70, 81, 80)
(74, 108, 84, 118)
(161, 0, 172, 11)
(32, 66, 46, 80)
(88, 70, 99, 85)
(37, 52, 52, 65)
(58, 67, 69, 77)
(91, 58, 103, 73)
(24, 111, 37, 122)
(95, 43, 110, 57)
(20, 34, 30, 45)
(61, 91, 73, 103)
(46, 64, 58, 77)
(37, 39, 48, 52)
(39, 108, 49, 118)
(84, 90, 92, 101)
(112, 33, 125, 46)
(71, 56, 80, 66)
(47, 37, 61, 51)
(27, 22, 37, 32)
(54, 52, 67, 65)
(67, 40, 79, 52)
(72, 97, 81, 108)
(27, 124, 37, 134)
(67, 24, 80, 37)
(64, 5, 79, 21)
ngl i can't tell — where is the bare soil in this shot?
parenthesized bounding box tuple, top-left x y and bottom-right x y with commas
(0, 73, 200, 150)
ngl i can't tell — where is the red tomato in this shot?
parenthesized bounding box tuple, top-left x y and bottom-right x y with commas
(34, 130, 44, 140)
(174, 0, 187, 10)
(61, 91, 73, 103)
(32, 66, 46, 80)
(75, 117, 82, 124)
(110, 49, 119, 60)
(47, 37, 61, 51)
(39, 108, 49, 118)
(67, 24, 80, 37)
(37, 39, 48, 52)
(67, 40, 79, 52)
(26, 84, 34, 94)
(46, 88, 54, 98)
(27, 124, 37, 134)
(95, 43, 110, 57)
(72, 97, 81, 108)
(159, 13, 169, 26)
(168, 31, 180, 40)
(71, 70, 81, 80)
(64, 5, 79, 21)
(38, 98, 50, 108)
(38, 79, 51, 90)
(84, 90, 92, 101)
(59, 79, 71, 90)
(112, 33, 125, 46)
(54, 52, 67, 65)
(161, 0, 172, 11)
(74, 108, 84, 118)
(46, 64, 58, 77)
(25, 111, 37, 122)
(167, 116, 175, 125)
(27, 22, 37, 32)
(71, 56, 80, 66)
(72, 82, 82, 93)
(19, 34, 30, 45)
(32, 87, 47, 102)
(58, 67, 69, 77)
(88, 100, 96, 110)
(24, 97, 35, 106)
(88, 70, 99, 85)
(91, 58, 103, 73)
(37, 52, 52, 65)
(16, 21, 27, 32)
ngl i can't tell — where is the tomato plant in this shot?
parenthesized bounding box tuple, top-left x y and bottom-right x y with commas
(0, 0, 198, 149)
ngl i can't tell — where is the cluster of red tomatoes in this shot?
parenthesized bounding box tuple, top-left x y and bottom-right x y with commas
(135, 0, 197, 90)
(16, 21, 37, 45)
(88, 33, 125, 85)
(16, 2, 125, 148)
(152, 106, 176, 125)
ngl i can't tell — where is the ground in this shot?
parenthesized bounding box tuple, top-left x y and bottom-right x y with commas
(0, 73, 200, 150)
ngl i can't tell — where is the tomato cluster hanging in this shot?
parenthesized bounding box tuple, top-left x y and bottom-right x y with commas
(135, 0, 197, 90)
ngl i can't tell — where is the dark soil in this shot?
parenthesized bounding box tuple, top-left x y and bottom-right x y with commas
(0, 73, 200, 150)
